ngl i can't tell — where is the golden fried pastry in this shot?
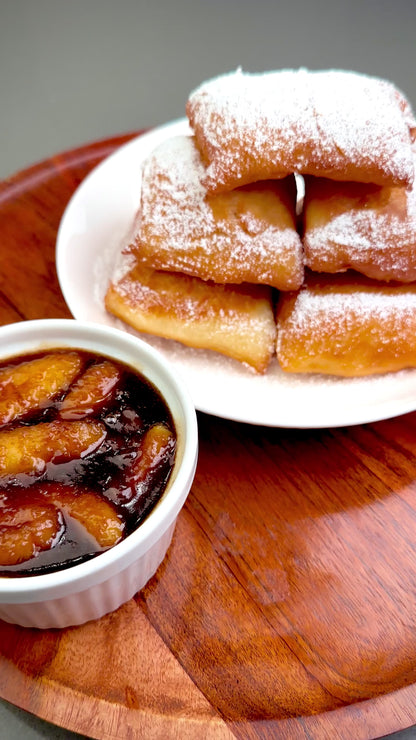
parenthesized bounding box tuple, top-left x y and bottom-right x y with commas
(132, 135, 304, 291)
(276, 272, 416, 376)
(186, 68, 416, 193)
(105, 258, 276, 373)
(302, 173, 416, 282)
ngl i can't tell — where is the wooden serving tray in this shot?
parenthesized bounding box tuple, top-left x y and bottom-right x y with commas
(1, 133, 416, 740)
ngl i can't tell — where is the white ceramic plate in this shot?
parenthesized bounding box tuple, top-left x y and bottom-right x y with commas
(56, 118, 416, 428)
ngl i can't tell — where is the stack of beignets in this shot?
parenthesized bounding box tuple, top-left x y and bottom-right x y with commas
(131, 135, 303, 291)
(105, 130, 303, 373)
(105, 67, 416, 376)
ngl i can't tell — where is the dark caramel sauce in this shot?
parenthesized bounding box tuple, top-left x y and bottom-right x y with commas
(0, 350, 176, 576)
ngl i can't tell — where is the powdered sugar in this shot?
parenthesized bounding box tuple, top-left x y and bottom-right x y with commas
(137, 135, 304, 290)
(276, 279, 416, 376)
(303, 173, 416, 281)
(187, 68, 416, 190)
(283, 285, 416, 333)
(307, 195, 416, 250)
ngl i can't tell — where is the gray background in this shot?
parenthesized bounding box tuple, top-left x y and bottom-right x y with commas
(1, 0, 416, 738)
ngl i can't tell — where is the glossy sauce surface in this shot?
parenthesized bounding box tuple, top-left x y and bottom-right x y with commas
(0, 349, 176, 576)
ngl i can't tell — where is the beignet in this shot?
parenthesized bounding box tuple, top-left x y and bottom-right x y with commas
(276, 272, 416, 376)
(186, 68, 416, 193)
(302, 173, 416, 282)
(132, 135, 304, 291)
(105, 257, 276, 373)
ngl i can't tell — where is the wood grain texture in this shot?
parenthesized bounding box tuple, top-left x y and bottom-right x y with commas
(0, 133, 416, 739)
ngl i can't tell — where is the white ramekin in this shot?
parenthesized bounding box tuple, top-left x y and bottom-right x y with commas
(0, 319, 198, 628)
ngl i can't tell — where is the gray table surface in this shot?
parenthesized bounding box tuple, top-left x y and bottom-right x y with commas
(1, 1, 416, 737)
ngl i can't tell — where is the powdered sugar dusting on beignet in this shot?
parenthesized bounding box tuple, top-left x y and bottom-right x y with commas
(134, 135, 304, 291)
(277, 273, 416, 376)
(303, 171, 416, 282)
(186, 68, 416, 193)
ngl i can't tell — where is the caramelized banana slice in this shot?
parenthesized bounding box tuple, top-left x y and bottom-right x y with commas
(0, 352, 83, 426)
(0, 501, 64, 565)
(49, 486, 124, 548)
(58, 360, 121, 420)
(106, 423, 176, 515)
(130, 424, 176, 488)
(0, 420, 106, 476)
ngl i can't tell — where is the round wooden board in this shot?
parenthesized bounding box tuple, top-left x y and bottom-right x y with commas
(1, 133, 416, 740)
